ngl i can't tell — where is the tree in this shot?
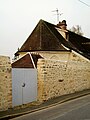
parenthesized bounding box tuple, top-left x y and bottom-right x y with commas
(70, 25, 83, 36)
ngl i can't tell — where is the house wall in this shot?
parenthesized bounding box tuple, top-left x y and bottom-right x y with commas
(15, 51, 70, 61)
(39, 51, 70, 60)
(37, 52, 90, 102)
(0, 56, 12, 111)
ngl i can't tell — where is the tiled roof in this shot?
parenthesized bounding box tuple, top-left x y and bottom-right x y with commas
(16, 19, 90, 60)
(18, 20, 67, 52)
(12, 54, 34, 68)
(12, 53, 43, 68)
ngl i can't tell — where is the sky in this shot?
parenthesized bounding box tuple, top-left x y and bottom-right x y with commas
(0, 0, 90, 59)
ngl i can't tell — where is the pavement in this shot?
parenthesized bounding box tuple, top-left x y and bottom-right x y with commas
(0, 89, 90, 120)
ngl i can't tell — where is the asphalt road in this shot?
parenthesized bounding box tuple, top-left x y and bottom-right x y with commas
(10, 94, 90, 120)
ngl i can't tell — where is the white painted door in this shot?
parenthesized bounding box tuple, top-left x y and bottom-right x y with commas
(12, 68, 37, 107)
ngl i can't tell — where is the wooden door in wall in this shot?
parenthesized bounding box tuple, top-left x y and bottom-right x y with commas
(12, 68, 37, 107)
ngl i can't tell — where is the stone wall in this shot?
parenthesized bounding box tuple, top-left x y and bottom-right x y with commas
(0, 52, 89, 110)
(0, 56, 12, 111)
(37, 52, 90, 102)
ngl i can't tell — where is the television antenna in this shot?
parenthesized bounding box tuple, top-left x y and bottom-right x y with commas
(52, 8, 63, 23)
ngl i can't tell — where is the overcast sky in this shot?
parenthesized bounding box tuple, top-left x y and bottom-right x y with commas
(0, 0, 90, 59)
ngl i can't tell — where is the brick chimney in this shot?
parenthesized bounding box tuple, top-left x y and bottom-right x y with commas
(57, 20, 67, 30)
(56, 20, 69, 41)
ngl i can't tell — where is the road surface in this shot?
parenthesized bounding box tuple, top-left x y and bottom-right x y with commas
(10, 94, 90, 120)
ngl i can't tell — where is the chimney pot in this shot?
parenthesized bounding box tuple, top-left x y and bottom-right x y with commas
(57, 20, 67, 30)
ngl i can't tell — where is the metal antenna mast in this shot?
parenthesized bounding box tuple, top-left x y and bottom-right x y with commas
(52, 8, 63, 23)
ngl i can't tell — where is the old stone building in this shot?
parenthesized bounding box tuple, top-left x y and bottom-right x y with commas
(12, 19, 90, 104)
(0, 19, 90, 111)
